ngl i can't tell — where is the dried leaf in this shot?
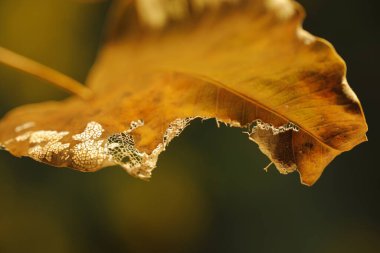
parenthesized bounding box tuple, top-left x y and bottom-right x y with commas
(0, 0, 367, 185)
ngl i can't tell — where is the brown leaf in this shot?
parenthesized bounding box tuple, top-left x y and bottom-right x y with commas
(0, 0, 367, 185)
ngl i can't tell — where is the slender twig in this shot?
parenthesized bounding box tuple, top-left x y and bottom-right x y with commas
(263, 162, 273, 172)
(0, 46, 93, 100)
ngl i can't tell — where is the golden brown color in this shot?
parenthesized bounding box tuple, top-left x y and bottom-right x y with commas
(0, 0, 367, 185)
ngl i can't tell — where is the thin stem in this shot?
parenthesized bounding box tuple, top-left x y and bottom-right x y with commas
(0, 46, 93, 100)
(263, 162, 273, 172)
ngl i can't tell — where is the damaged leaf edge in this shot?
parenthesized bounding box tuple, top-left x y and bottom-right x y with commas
(0, 117, 301, 183)
(106, 117, 300, 181)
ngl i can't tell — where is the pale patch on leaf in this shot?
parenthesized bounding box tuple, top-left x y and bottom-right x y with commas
(265, 0, 295, 20)
(15, 121, 35, 133)
(71, 121, 107, 170)
(12, 130, 70, 162)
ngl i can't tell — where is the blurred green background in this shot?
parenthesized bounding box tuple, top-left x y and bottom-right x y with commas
(0, 0, 378, 252)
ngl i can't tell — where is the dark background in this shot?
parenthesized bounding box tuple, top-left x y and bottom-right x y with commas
(0, 0, 379, 252)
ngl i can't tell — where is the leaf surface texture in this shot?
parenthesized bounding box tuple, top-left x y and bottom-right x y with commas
(0, 0, 367, 185)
